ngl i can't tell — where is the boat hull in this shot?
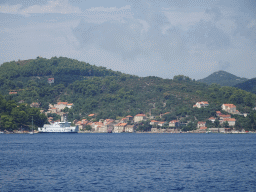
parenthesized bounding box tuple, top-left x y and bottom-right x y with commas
(38, 122, 79, 133)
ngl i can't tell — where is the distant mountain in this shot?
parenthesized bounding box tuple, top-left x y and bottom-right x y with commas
(197, 70, 248, 86)
(234, 78, 256, 94)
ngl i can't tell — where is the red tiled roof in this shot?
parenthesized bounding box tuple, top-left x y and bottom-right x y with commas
(219, 114, 231, 118)
(94, 122, 103, 125)
(199, 101, 209, 104)
(197, 121, 206, 124)
(116, 123, 127, 127)
(57, 102, 68, 105)
(200, 127, 207, 130)
(223, 104, 236, 108)
(9, 92, 17, 94)
(223, 118, 236, 122)
(135, 114, 145, 116)
(169, 120, 179, 123)
(88, 114, 95, 117)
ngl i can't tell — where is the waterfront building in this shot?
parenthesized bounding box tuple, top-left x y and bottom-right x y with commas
(134, 114, 146, 122)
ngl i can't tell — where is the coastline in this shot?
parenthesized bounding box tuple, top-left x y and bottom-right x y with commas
(1, 130, 255, 134)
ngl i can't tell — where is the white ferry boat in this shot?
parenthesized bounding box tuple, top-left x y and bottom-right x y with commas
(38, 118, 79, 133)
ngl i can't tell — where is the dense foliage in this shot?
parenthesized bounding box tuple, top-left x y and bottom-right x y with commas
(0, 94, 47, 131)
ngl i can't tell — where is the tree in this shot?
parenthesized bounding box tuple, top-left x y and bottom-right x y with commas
(63, 107, 69, 112)
(223, 121, 229, 128)
(206, 120, 214, 128)
(234, 121, 242, 130)
(85, 125, 92, 131)
(137, 120, 151, 132)
(182, 122, 196, 132)
(214, 119, 220, 128)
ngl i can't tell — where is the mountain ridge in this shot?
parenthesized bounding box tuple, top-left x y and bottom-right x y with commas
(197, 70, 248, 86)
(234, 78, 256, 94)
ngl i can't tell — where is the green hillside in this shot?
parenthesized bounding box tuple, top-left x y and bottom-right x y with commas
(0, 56, 124, 90)
(0, 57, 256, 131)
(234, 78, 256, 94)
(197, 70, 247, 86)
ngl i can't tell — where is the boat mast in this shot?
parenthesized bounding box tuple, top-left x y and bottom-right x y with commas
(32, 116, 34, 133)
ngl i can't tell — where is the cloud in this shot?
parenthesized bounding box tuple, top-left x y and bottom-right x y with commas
(0, 0, 81, 16)
(218, 60, 231, 71)
(81, 5, 134, 23)
(187, 20, 231, 50)
(1, 0, 255, 80)
(0, 4, 22, 14)
(86, 5, 131, 13)
(163, 8, 217, 31)
(71, 0, 234, 79)
(72, 17, 188, 63)
(205, 7, 222, 21)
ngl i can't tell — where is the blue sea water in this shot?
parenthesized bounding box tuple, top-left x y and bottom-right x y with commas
(0, 133, 256, 192)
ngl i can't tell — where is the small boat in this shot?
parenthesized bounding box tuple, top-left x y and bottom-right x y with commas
(107, 129, 112, 133)
(0, 131, 4, 134)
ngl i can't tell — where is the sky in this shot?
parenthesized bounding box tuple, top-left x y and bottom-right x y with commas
(0, 0, 256, 80)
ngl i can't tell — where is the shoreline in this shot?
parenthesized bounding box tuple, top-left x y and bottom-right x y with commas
(1, 131, 255, 134)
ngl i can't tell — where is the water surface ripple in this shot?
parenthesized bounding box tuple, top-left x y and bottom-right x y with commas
(0, 133, 255, 191)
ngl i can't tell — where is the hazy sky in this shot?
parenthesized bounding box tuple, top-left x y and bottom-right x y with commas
(0, 0, 255, 80)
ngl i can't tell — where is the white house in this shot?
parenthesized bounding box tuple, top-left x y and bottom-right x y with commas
(221, 104, 236, 113)
(158, 122, 167, 127)
(223, 118, 236, 127)
(197, 121, 206, 129)
(169, 120, 180, 128)
(150, 120, 159, 126)
(208, 117, 216, 123)
(113, 123, 127, 133)
(193, 101, 209, 108)
(125, 125, 135, 133)
(134, 114, 146, 122)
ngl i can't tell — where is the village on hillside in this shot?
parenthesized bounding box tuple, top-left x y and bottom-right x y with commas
(26, 100, 254, 134)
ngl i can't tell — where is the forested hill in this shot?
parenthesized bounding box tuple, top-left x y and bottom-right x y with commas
(0, 57, 128, 89)
(0, 57, 255, 122)
(197, 70, 247, 86)
(234, 78, 256, 94)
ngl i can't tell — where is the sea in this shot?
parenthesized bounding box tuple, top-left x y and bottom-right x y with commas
(0, 133, 255, 192)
